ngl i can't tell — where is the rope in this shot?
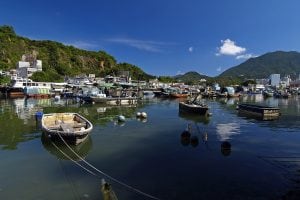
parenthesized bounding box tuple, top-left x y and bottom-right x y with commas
(58, 159, 81, 200)
(51, 141, 101, 178)
(54, 133, 161, 200)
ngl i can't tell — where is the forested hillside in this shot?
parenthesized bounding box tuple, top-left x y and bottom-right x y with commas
(0, 25, 153, 81)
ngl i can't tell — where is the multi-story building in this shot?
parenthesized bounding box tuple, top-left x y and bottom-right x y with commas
(269, 74, 280, 87)
(16, 53, 42, 78)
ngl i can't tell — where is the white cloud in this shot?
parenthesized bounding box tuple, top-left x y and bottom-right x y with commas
(236, 53, 257, 60)
(188, 46, 194, 53)
(217, 67, 222, 72)
(65, 41, 98, 50)
(107, 38, 171, 53)
(217, 39, 246, 56)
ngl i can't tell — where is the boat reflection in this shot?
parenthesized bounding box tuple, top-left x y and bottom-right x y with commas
(237, 112, 280, 121)
(41, 133, 92, 160)
(10, 97, 77, 123)
(221, 141, 232, 156)
(178, 111, 210, 124)
(180, 124, 205, 148)
(180, 125, 191, 146)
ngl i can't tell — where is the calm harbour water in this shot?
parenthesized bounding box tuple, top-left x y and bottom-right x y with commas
(1, 95, 300, 200)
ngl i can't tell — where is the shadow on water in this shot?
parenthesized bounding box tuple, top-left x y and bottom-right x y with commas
(178, 111, 210, 124)
(41, 133, 93, 161)
(179, 124, 233, 157)
(221, 141, 232, 156)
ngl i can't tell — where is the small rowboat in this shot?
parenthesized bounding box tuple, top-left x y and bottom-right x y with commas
(41, 113, 93, 145)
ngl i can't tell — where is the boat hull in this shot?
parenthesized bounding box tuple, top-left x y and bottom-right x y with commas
(237, 104, 280, 120)
(170, 93, 189, 98)
(179, 102, 208, 115)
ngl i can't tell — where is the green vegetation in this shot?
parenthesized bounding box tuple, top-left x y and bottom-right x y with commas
(158, 76, 176, 83)
(219, 51, 300, 79)
(241, 79, 256, 86)
(0, 75, 10, 85)
(174, 71, 209, 85)
(0, 25, 151, 82)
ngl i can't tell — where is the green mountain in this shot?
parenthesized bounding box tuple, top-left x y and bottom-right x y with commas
(0, 25, 153, 81)
(219, 51, 300, 79)
(174, 71, 210, 84)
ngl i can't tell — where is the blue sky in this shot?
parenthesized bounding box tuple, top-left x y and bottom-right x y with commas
(1, 0, 300, 77)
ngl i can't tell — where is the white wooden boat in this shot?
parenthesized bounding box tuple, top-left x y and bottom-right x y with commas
(41, 113, 93, 145)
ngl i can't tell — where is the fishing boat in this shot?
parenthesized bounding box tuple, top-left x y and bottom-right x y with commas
(179, 101, 209, 115)
(142, 90, 155, 99)
(169, 89, 189, 98)
(262, 89, 274, 98)
(41, 113, 93, 145)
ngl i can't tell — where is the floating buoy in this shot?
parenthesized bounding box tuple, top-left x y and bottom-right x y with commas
(54, 95, 60, 101)
(35, 111, 43, 120)
(141, 112, 147, 118)
(136, 112, 141, 117)
(118, 115, 125, 122)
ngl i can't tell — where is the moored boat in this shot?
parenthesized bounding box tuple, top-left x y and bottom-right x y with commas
(237, 103, 280, 119)
(170, 93, 189, 98)
(179, 101, 209, 115)
(41, 112, 93, 145)
(142, 90, 155, 98)
(262, 90, 274, 98)
(91, 96, 137, 105)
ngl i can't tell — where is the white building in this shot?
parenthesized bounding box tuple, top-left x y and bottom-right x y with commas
(281, 75, 291, 87)
(16, 59, 42, 78)
(269, 74, 280, 87)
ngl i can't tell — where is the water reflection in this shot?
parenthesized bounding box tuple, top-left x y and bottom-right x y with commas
(216, 122, 240, 141)
(237, 112, 280, 121)
(234, 96, 300, 130)
(2, 98, 77, 124)
(0, 99, 39, 150)
(190, 136, 199, 147)
(240, 94, 265, 103)
(221, 141, 232, 156)
(178, 111, 210, 124)
(41, 133, 92, 160)
(180, 124, 191, 146)
(180, 124, 207, 148)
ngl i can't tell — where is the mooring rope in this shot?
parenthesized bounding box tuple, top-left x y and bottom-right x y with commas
(51, 141, 100, 178)
(58, 159, 82, 200)
(53, 133, 161, 200)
